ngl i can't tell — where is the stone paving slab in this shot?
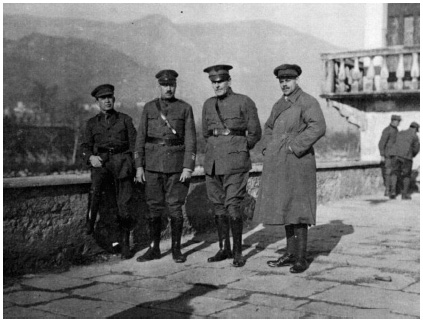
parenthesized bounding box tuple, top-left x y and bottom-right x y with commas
(33, 298, 132, 318)
(229, 275, 339, 298)
(20, 275, 93, 291)
(403, 282, 420, 294)
(3, 306, 69, 319)
(3, 290, 68, 306)
(245, 293, 309, 310)
(211, 304, 304, 319)
(70, 282, 125, 297)
(91, 286, 181, 305)
(309, 284, 420, 317)
(125, 277, 193, 293)
(297, 301, 415, 319)
(3, 301, 15, 308)
(152, 295, 241, 316)
(89, 273, 144, 284)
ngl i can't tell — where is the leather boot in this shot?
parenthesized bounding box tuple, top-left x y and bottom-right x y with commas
(389, 174, 397, 199)
(171, 217, 186, 263)
(137, 217, 161, 262)
(120, 228, 132, 260)
(267, 224, 297, 267)
(230, 217, 246, 267)
(290, 224, 309, 273)
(402, 177, 411, 199)
(208, 216, 233, 262)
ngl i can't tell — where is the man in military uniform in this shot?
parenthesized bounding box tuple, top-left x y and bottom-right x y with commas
(81, 84, 137, 259)
(389, 122, 420, 200)
(202, 64, 262, 267)
(135, 70, 196, 263)
(378, 115, 401, 196)
(255, 64, 326, 273)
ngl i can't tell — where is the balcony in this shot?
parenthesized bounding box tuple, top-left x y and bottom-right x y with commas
(320, 45, 420, 103)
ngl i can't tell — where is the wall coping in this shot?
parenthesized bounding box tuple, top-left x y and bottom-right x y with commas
(3, 160, 382, 189)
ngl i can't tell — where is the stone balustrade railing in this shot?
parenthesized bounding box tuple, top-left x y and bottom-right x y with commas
(321, 45, 420, 97)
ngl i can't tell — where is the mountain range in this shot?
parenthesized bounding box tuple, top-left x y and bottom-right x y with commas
(4, 14, 346, 129)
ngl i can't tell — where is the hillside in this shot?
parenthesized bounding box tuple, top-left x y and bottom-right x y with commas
(4, 14, 349, 129)
(4, 33, 157, 120)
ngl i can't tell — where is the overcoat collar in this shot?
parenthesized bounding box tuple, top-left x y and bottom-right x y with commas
(284, 85, 302, 103)
(97, 109, 118, 127)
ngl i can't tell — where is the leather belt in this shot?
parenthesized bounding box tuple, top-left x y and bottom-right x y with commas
(208, 129, 246, 137)
(146, 136, 184, 146)
(97, 146, 127, 154)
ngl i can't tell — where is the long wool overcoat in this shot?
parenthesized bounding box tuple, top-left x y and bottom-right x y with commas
(254, 86, 326, 225)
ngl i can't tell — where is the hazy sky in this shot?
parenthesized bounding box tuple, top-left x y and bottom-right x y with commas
(4, 3, 366, 49)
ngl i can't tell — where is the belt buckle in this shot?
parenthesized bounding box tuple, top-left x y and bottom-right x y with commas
(222, 128, 231, 136)
(213, 129, 219, 136)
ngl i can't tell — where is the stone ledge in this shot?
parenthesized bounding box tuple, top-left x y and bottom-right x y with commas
(3, 161, 381, 189)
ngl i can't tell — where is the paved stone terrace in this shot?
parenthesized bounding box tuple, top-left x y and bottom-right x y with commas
(3, 193, 420, 319)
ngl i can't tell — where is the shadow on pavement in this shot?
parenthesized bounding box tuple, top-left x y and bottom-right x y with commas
(365, 198, 390, 205)
(109, 283, 219, 319)
(307, 220, 354, 263)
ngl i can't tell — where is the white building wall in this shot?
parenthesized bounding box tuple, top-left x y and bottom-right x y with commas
(364, 3, 387, 49)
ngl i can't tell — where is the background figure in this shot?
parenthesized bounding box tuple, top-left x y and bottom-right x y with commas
(135, 70, 196, 263)
(378, 114, 401, 196)
(389, 122, 420, 200)
(202, 64, 262, 268)
(81, 84, 137, 260)
(255, 64, 326, 273)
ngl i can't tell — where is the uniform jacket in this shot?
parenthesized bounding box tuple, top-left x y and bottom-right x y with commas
(80, 110, 137, 179)
(378, 124, 398, 157)
(254, 86, 326, 225)
(390, 128, 420, 160)
(135, 97, 197, 173)
(202, 88, 261, 175)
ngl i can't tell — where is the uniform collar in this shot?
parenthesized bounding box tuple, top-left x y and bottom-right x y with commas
(98, 109, 117, 119)
(283, 86, 302, 103)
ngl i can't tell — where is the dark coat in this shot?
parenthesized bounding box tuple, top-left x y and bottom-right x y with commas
(254, 86, 326, 225)
(378, 125, 398, 157)
(390, 128, 420, 160)
(135, 98, 197, 173)
(202, 88, 262, 175)
(81, 110, 137, 179)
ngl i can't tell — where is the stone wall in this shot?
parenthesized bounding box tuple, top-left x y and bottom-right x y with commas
(3, 161, 383, 276)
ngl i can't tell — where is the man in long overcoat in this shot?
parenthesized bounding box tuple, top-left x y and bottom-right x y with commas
(378, 114, 401, 196)
(202, 64, 262, 267)
(255, 64, 326, 273)
(81, 84, 137, 260)
(134, 70, 196, 263)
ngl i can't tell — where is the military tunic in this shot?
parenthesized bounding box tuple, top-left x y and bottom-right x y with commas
(202, 87, 261, 218)
(135, 97, 196, 219)
(81, 110, 137, 219)
(255, 86, 326, 225)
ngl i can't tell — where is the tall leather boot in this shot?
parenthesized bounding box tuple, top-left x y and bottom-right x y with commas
(208, 216, 233, 262)
(171, 217, 186, 263)
(137, 217, 161, 262)
(120, 228, 132, 260)
(384, 173, 390, 196)
(290, 224, 309, 273)
(230, 217, 246, 267)
(267, 224, 297, 267)
(389, 174, 397, 199)
(402, 177, 411, 199)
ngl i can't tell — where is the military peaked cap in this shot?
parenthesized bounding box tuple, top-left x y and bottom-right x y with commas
(410, 122, 420, 131)
(91, 84, 115, 98)
(203, 64, 233, 81)
(156, 69, 178, 85)
(391, 114, 402, 121)
(273, 64, 302, 79)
